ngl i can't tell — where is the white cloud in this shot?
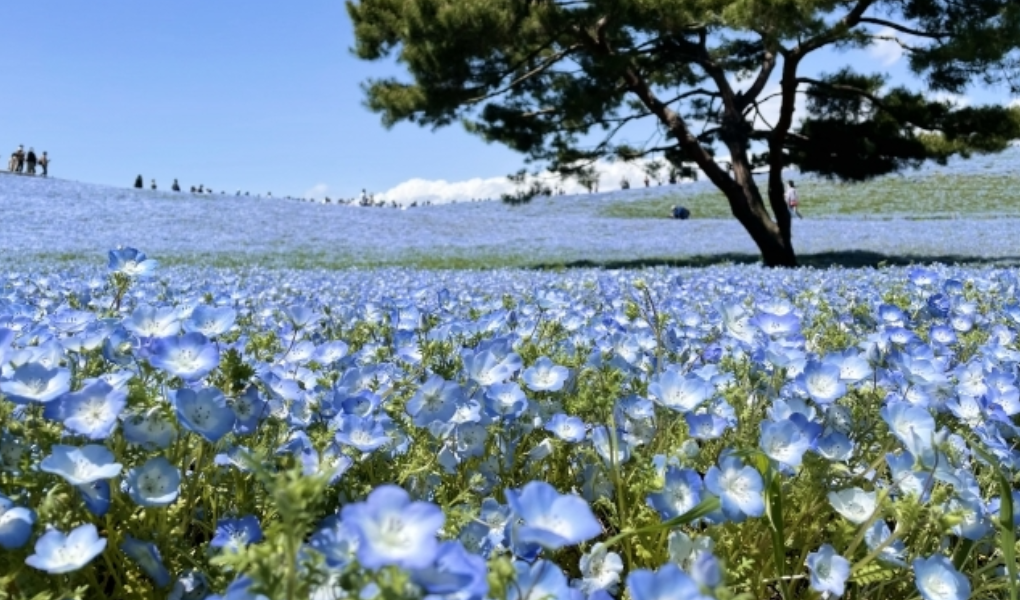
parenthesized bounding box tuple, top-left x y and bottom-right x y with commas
(746, 82, 809, 131)
(376, 158, 710, 205)
(304, 183, 329, 200)
(868, 27, 904, 66)
(931, 92, 970, 107)
(1010, 98, 1020, 108)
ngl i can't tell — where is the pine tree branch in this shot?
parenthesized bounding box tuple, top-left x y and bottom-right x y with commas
(858, 16, 948, 39)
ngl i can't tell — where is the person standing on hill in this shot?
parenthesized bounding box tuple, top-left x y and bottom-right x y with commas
(14, 146, 25, 173)
(38, 151, 49, 176)
(786, 181, 802, 219)
(151, 179, 157, 190)
(7, 151, 16, 172)
(171, 179, 180, 192)
(134, 175, 143, 188)
(25, 148, 37, 175)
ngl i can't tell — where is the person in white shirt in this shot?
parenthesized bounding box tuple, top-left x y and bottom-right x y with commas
(785, 180, 802, 219)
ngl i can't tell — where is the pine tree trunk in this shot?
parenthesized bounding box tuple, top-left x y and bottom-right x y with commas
(720, 176, 798, 268)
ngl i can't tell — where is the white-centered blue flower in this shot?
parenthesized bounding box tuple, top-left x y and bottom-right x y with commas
(806, 544, 850, 598)
(760, 419, 812, 468)
(507, 559, 571, 600)
(39, 444, 123, 486)
(800, 360, 847, 404)
(340, 484, 444, 570)
(914, 555, 970, 600)
(108, 246, 158, 278)
(545, 413, 587, 443)
(0, 362, 71, 404)
(648, 368, 712, 413)
(183, 304, 237, 338)
(125, 456, 181, 507)
(506, 481, 602, 549)
(576, 542, 624, 595)
(25, 523, 107, 574)
(521, 356, 570, 392)
(148, 332, 220, 381)
(705, 454, 764, 522)
(828, 488, 878, 524)
(647, 466, 704, 521)
(58, 380, 127, 440)
(173, 387, 236, 442)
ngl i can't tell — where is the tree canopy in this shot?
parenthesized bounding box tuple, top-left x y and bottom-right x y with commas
(348, 0, 1020, 266)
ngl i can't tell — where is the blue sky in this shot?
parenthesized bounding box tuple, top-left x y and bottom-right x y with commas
(1, 1, 1015, 203)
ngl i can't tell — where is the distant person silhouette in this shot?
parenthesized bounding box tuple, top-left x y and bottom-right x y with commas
(25, 148, 37, 175)
(171, 179, 180, 192)
(134, 175, 143, 188)
(39, 151, 49, 177)
(14, 146, 25, 173)
(151, 179, 157, 190)
(786, 180, 802, 219)
(7, 151, 16, 172)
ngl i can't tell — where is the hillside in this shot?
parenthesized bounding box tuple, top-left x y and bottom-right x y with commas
(3, 147, 1020, 269)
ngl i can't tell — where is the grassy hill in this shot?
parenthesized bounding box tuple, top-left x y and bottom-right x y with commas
(3, 146, 1020, 270)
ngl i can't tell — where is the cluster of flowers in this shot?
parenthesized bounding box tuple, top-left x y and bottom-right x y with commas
(1, 248, 1018, 600)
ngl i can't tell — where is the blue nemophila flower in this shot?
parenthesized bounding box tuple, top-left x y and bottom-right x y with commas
(409, 540, 489, 597)
(705, 454, 764, 522)
(506, 481, 601, 549)
(173, 387, 236, 442)
(0, 494, 35, 549)
(880, 401, 936, 463)
(122, 406, 177, 449)
(334, 414, 389, 452)
(210, 515, 263, 553)
(230, 386, 267, 435)
(183, 305, 237, 338)
(1, 362, 71, 404)
(806, 544, 850, 598)
(626, 563, 712, 600)
(865, 520, 907, 567)
(648, 368, 712, 413)
(521, 356, 570, 392)
(149, 332, 220, 381)
(484, 382, 529, 419)
(120, 535, 171, 587)
(914, 555, 970, 600)
(125, 456, 181, 507)
(576, 542, 624, 595)
(108, 246, 158, 278)
(25, 523, 106, 574)
(591, 425, 631, 464)
(507, 559, 571, 600)
(124, 305, 181, 339)
(647, 466, 704, 521)
(545, 413, 587, 442)
(405, 375, 461, 427)
(40, 444, 123, 486)
(56, 380, 127, 440)
(800, 360, 846, 405)
(78, 479, 112, 516)
(760, 419, 812, 468)
(340, 484, 444, 570)
(309, 518, 360, 569)
(828, 488, 878, 524)
(685, 411, 728, 440)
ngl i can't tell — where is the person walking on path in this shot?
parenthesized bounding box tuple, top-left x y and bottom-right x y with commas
(171, 179, 180, 192)
(14, 146, 25, 173)
(134, 175, 143, 188)
(7, 151, 15, 172)
(786, 180, 802, 219)
(25, 148, 37, 175)
(38, 152, 49, 176)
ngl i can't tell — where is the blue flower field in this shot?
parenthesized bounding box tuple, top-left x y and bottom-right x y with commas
(1, 243, 1020, 599)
